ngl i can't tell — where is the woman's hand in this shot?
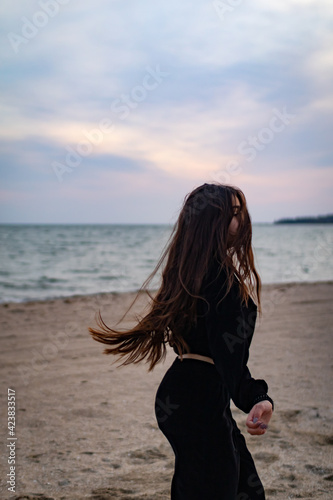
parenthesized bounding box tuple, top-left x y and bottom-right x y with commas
(246, 401, 273, 435)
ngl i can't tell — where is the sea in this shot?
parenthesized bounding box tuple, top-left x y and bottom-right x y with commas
(0, 224, 332, 303)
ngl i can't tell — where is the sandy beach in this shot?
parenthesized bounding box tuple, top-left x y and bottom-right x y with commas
(0, 281, 333, 499)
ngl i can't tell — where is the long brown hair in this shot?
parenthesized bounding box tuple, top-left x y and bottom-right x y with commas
(89, 183, 261, 371)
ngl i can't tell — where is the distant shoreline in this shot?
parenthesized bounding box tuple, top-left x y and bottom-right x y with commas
(2, 280, 333, 306)
(274, 214, 333, 224)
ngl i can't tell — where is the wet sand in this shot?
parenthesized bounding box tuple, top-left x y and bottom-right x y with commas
(0, 282, 333, 499)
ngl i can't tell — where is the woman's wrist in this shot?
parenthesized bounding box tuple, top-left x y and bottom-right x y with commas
(252, 394, 274, 411)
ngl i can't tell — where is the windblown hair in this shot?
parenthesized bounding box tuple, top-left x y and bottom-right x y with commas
(89, 183, 261, 371)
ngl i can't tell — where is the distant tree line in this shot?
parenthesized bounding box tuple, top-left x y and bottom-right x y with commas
(274, 215, 333, 224)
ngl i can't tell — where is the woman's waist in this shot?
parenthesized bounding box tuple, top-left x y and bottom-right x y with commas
(177, 353, 214, 364)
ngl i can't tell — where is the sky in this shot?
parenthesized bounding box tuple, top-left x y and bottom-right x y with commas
(0, 0, 332, 224)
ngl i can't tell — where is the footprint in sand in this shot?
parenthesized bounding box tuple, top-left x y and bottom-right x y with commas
(284, 473, 297, 481)
(58, 479, 70, 486)
(323, 435, 333, 445)
(282, 464, 295, 470)
(264, 487, 287, 496)
(304, 463, 333, 476)
(277, 472, 299, 489)
(278, 439, 295, 449)
(14, 496, 55, 499)
(101, 458, 121, 468)
(26, 453, 44, 463)
(126, 446, 168, 463)
(90, 487, 137, 499)
(252, 451, 279, 463)
(279, 409, 302, 422)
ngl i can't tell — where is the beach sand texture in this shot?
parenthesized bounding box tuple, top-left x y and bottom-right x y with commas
(0, 282, 333, 499)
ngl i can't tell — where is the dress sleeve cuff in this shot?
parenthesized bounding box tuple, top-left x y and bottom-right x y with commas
(252, 394, 274, 411)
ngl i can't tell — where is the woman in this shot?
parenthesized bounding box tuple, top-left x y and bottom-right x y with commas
(89, 183, 274, 499)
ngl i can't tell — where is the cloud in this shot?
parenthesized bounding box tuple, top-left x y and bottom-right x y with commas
(0, 0, 332, 222)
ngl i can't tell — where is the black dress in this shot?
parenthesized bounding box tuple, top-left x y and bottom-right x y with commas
(154, 263, 271, 499)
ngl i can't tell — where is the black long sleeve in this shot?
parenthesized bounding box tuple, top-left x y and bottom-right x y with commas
(203, 265, 269, 414)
